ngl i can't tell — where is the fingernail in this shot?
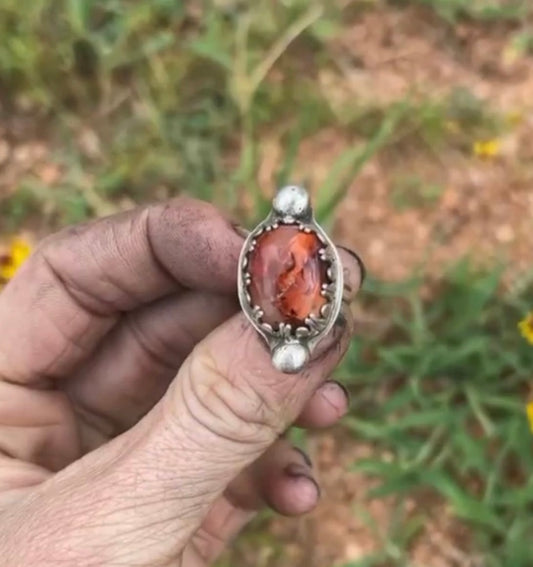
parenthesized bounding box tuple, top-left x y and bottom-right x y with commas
(293, 447, 313, 468)
(338, 246, 366, 285)
(285, 464, 321, 498)
(327, 379, 350, 402)
(231, 222, 250, 239)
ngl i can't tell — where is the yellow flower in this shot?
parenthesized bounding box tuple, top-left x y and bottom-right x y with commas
(473, 139, 500, 159)
(518, 312, 533, 346)
(527, 402, 533, 433)
(0, 238, 32, 282)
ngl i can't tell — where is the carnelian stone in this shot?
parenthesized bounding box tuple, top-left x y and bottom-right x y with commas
(248, 226, 328, 328)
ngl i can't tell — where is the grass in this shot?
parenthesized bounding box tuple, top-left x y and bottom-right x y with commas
(0, 0, 514, 230)
(0, 1, 532, 566)
(223, 263, 533, 567)
(339, 263, 533, 566)
(1, 0, 373, 228)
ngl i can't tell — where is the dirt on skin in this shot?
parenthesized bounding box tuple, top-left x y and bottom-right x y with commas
(1, 3, 533, 566)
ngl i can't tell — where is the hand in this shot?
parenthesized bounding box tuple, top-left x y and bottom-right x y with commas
(0, 198, 362, 566)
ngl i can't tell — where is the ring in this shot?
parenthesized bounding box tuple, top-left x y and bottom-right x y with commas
(238, 185, 344, 374)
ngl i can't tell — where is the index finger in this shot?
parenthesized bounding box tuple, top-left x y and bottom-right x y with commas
(0, 198, 242, 384)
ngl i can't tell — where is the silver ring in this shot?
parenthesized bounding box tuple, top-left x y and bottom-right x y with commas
(237, 185, 344, 374)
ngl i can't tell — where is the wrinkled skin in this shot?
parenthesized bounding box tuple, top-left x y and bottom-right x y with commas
(0, 198, 362, 566)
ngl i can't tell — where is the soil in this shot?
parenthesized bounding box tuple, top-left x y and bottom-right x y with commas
(230, 431, 482, 567)
(247, 5, 533, 565)
(300, 5, 533, 287)
(1, 3, 532, 566)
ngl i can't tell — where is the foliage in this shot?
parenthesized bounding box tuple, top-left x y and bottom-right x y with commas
(1, 1, 509, 230)
(340, 263, 533, 566)
(0, 1, 531, 566)
(0, 0, 399, 228)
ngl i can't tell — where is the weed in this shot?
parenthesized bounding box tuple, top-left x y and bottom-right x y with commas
(0, 2, 531, 566)
(339, 263, 533, 566)
(390, 175, 444, 211)
(0, 0, 403, 229)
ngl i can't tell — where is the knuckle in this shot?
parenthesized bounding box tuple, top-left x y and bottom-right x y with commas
(151, 197, 219, 237)
(148, 198, 240, 292)
(191, 526, 226, 564)
(124, 311, 181, 371)
(175, 339, 282, 448)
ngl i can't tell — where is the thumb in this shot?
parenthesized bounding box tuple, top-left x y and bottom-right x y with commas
(2, 306, 355, 566)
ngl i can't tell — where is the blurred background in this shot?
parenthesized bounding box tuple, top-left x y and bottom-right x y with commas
(1, 1, 533, 565)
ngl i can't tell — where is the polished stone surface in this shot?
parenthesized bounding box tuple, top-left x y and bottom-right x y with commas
(248, 226, 327, 328)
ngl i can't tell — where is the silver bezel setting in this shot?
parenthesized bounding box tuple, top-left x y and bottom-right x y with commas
(237, 185, 344, 374)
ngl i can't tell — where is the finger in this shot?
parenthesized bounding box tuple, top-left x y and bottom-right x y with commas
(5, 249, 358, 470)
(337, 247, 365, 303)
(66, 291, 239, 446)
(224, 438, 318, 515)
(0, 240, 362, 566)
(294, 380, 350, 428)
(337, 245, 366, 295)
(184, 497, 256, 567)
(185, 440, 318, 566)
(0, 380, 79, 471)
(6, 299, 342, 471)
(0, 198, 243, 384)
(2, 310, 352, 565)
(65, 248, 360, 444)
(0, 456, 51, 511)
(250, 441, 319, 516)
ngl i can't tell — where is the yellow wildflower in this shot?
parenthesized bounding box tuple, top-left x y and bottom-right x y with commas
(527, 402, 533, 433)
(518, 312, 533, 346)
(473, 139, 500, 159)
(0, 238, 32, 282)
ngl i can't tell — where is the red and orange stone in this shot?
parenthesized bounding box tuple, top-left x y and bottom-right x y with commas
(248, 225, 328, 329)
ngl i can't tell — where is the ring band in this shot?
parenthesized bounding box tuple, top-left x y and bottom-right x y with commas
(238, 185, 344, 374)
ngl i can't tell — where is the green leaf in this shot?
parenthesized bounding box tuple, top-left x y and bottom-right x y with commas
(187, 37, 232, 70)
(314, 101, 408, 225)
(68, 0, 91, 35)
(423, 471, 506, 533)
(275, 127, 302, 188)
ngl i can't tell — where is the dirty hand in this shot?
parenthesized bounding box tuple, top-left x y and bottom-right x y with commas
(0, 199, 362, 566)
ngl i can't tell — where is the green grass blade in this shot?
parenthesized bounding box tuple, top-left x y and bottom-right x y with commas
(314, 101, 408, 225)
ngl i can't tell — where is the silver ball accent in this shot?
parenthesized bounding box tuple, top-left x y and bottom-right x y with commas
(272, 185, 311, 219)
(272, 342, 310, 374)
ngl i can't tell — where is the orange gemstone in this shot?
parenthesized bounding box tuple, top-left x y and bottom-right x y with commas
(248, 226, 328, 328)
